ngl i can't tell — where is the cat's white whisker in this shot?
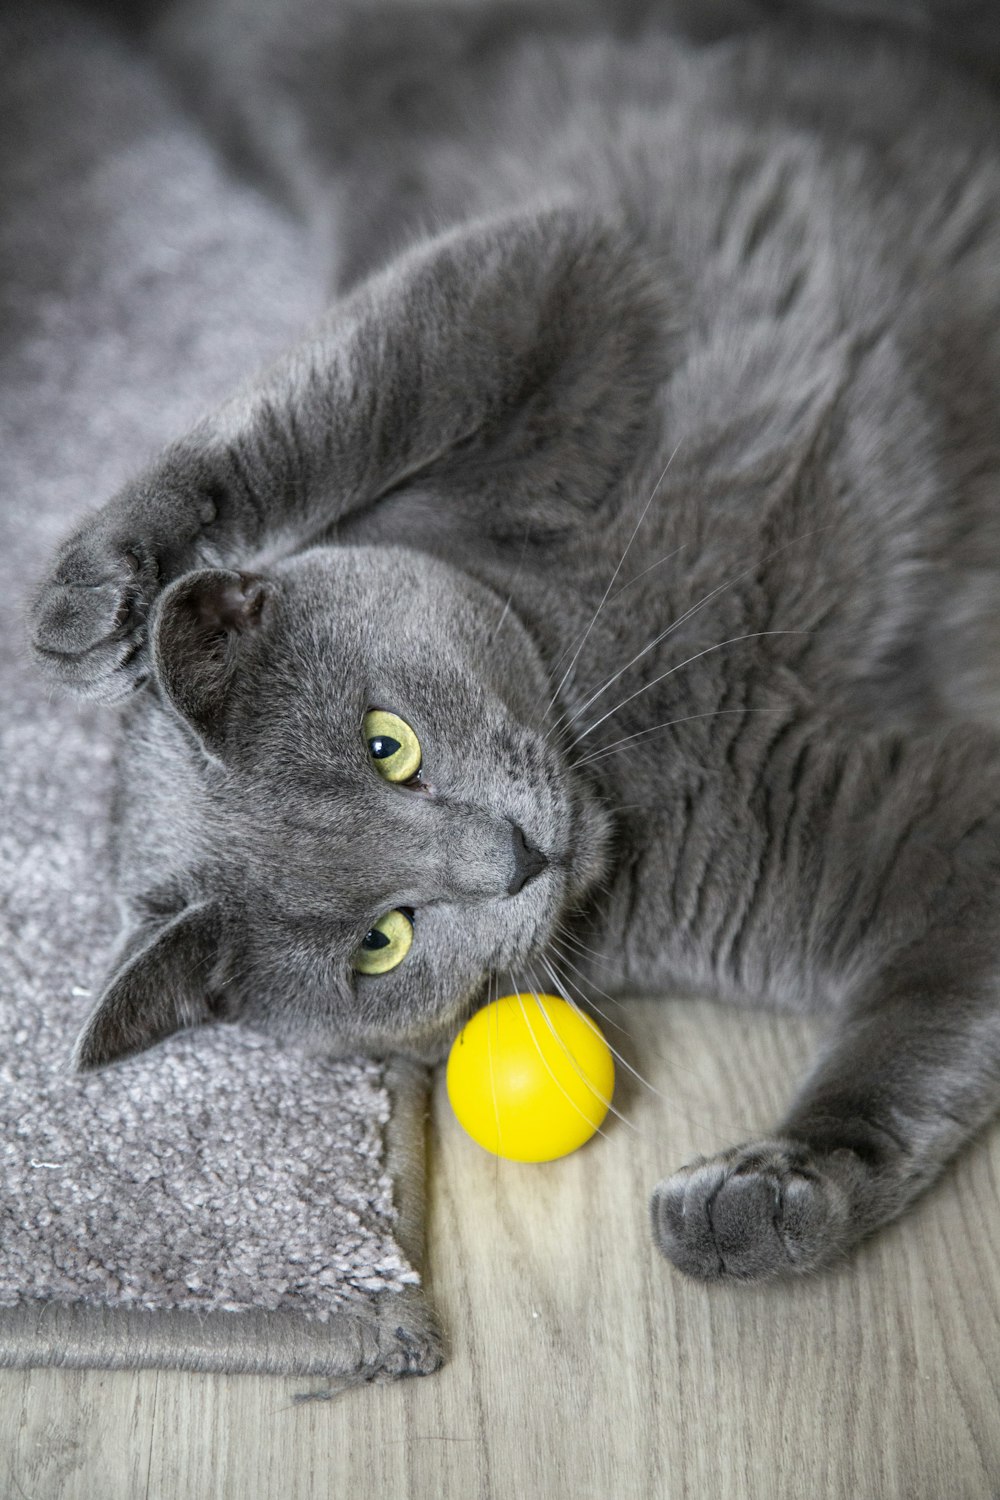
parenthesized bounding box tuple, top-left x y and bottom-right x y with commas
(542, 951, 631, 1035)
(540, 955, 664, 1106)
(608, 541, 690, 603)
(546, 941, 630, 1019)
(563, 523, 835, 733)
(485, 970, 504, 1180)
(529, 543, 691, 745)
(543, 956, 768, 1142)
(535, 441, 684, 733)
(488, 594, 514, 647)
(534, 545, 693, 742)
(519, 976, 633, 1133)
(486, 523, 531, 648)
(572, 706, 787, 769)
(547, 936, 635, 1028)
(573, 631, 808, 743)
(552, 922, 620, 978)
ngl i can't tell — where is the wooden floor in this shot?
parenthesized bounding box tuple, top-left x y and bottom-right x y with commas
(4, 995, 1000, 1500)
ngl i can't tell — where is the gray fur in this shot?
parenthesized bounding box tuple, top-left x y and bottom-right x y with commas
(31, 0, 1000, 1282)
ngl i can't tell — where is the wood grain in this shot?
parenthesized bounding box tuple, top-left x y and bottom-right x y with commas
(4, 996, 999, 1500)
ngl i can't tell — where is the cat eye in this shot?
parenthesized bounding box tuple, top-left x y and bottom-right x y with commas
(351, 908, 414, 976)
(363, 709, 422, 784)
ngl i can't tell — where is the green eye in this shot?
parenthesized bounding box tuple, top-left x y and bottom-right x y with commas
(351, 909, 414, 975)
(364, 709, 422, 783)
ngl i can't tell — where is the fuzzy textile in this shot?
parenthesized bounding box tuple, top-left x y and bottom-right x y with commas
(0, 4, 442, 1382)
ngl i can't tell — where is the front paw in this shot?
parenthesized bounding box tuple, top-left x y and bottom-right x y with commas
(30, 534, 161, 704)
(650, 1139, 854, 1283)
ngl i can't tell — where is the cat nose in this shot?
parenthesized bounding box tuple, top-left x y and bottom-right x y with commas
(507, 824, 548, 896)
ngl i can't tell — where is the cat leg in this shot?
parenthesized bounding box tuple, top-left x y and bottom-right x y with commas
(30, 204, 665, 702)
(651, 718, 1000, 1282)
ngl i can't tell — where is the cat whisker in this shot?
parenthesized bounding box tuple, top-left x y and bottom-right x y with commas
(563, 523, 834, 733)
(527, 544, 686, 758)
(547, 938, 639, 1039)
(543, 957, 770, 1143)
(572, 630, 807, 744)
(547, 939, 630, 1016)
(519, 973, 633, 1134)
(552, 922, 620, 977)
(486, 522, 531, 648)
(216, 961, 255, 993)
(572, 706, 787, 769)
(184, 943, 255, 1002)
(533, 543, 691, 737)
(485, 970, 504, 1181)
(543, 949, 633, 1035)
(534, 441, 684, 733)
(540, 955, 664, 1107)
(480, 959, 765, 1158)
(607, 541, 689, 604)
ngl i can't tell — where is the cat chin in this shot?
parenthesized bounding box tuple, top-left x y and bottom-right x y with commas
(304, 1001, 482, 1065)
(273, 1024, 456, 1067)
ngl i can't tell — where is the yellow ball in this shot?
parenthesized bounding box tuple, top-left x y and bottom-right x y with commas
(446, 993, 615, 1163)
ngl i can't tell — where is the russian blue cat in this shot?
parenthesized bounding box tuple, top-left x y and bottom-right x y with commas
(30, 0, 1000, 1282)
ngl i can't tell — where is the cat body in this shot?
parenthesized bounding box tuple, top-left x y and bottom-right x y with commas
(31, 0, 1000, 1281)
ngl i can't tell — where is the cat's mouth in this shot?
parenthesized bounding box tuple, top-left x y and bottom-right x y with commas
(491, 792, 612, 984)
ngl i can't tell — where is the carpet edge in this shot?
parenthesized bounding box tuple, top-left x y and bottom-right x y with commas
(0, 1058, 445, 1381)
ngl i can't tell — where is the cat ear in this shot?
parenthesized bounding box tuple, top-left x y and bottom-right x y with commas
(152, 568, 268, 758)
(72, 903, 224, 1072)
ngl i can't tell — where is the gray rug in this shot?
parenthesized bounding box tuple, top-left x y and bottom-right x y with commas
(0, 3, 442, 1382)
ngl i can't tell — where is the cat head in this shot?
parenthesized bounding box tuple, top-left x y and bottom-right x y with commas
(73, 545, 612, 1069)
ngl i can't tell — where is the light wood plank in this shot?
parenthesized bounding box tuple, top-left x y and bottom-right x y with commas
(3, 997, 999, 1499)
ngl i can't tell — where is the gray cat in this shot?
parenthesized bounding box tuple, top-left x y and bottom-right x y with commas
(29, 0, 1000, 1283)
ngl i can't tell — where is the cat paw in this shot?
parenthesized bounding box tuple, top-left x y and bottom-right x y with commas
(650, 1139, 852, 1283)
(30, 455, 223, 704)
(30, 534, 161, 704)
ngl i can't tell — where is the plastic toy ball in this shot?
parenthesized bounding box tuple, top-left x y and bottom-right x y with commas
(446, 993, 615, 1162)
